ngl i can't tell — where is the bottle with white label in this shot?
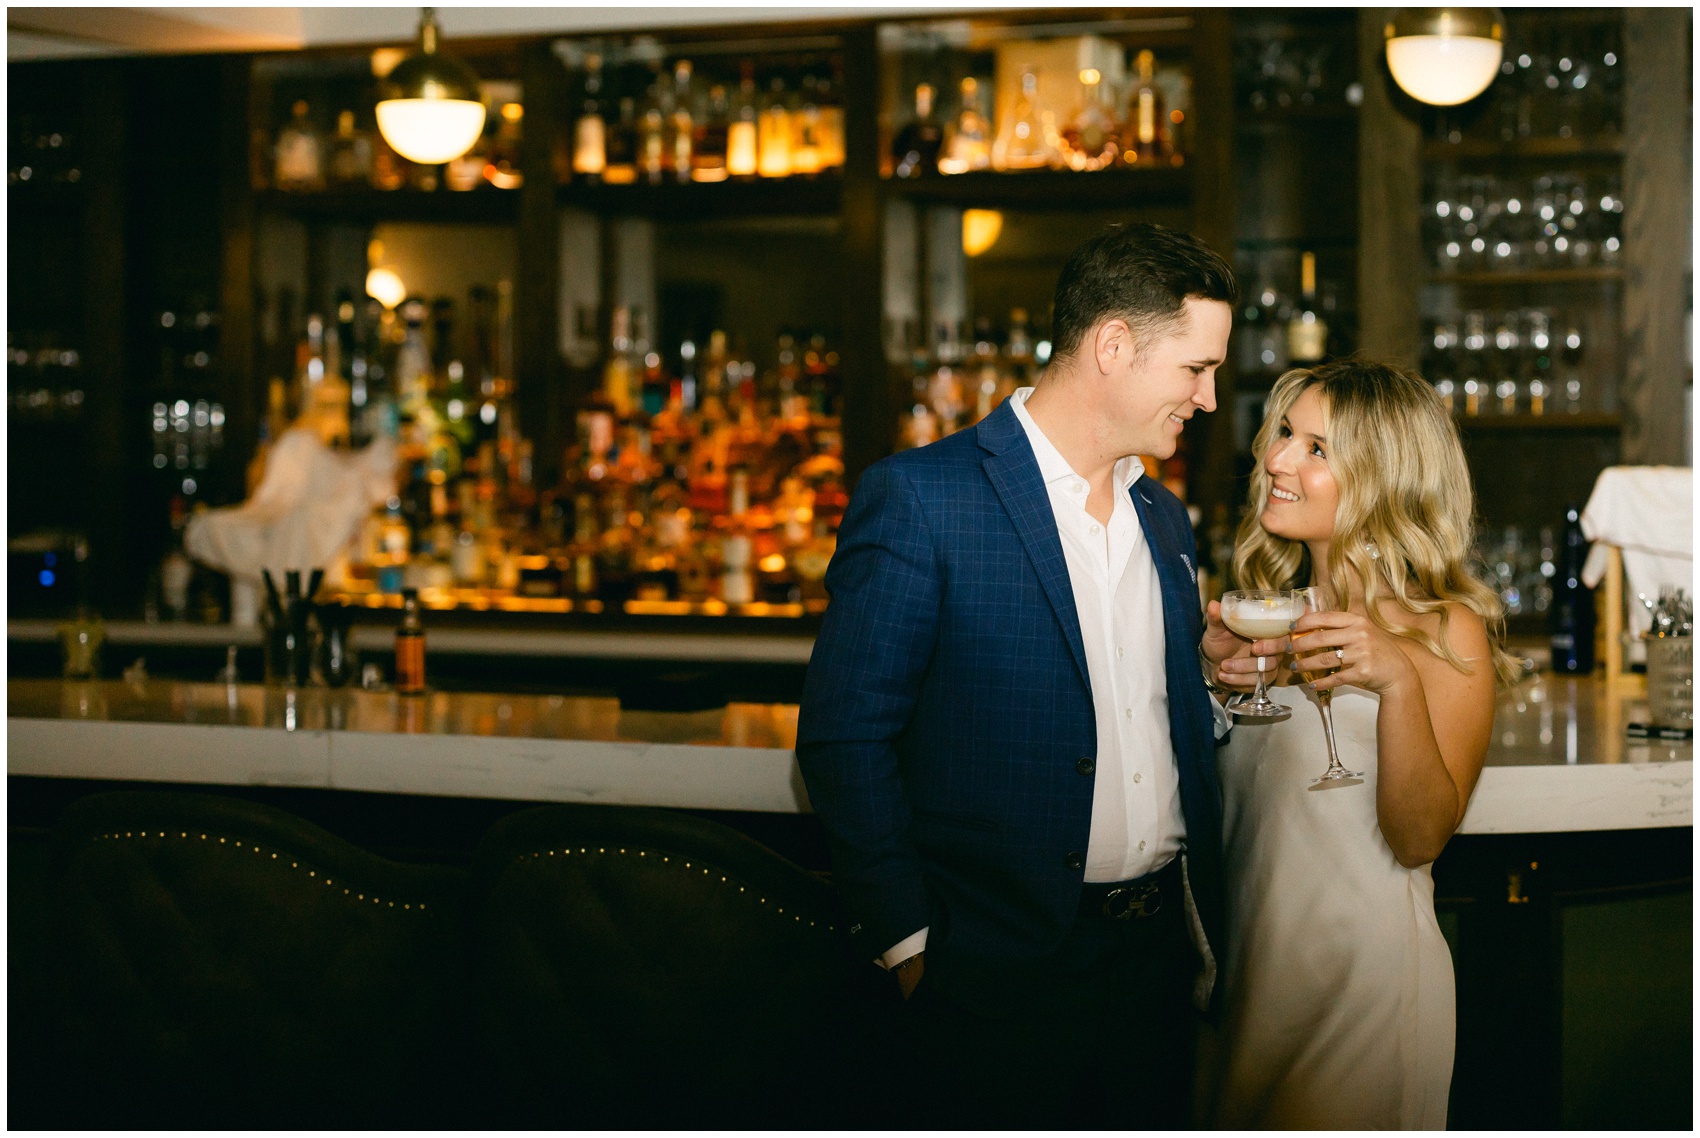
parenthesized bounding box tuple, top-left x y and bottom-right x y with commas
(1286, 251, 1328, 364)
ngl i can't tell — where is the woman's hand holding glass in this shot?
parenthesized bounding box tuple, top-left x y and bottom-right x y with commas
(1288, 608, 1421, 697)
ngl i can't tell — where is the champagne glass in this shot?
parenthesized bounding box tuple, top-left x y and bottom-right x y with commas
(1293, 584, 1363, 789)
(1221, 588, 1304, 721)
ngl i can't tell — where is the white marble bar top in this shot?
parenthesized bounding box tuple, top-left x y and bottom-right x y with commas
(7, 674, 1690, 831)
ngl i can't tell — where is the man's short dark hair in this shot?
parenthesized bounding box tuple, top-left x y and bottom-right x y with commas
(1049, 223, 1237, 362)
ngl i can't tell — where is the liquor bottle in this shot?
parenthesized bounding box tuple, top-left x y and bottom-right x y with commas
(1549, 506, 1596, 674)
(370, 126, 407, 191)
(328, 110, 373, 186)
(1286, 252, 1328, 364)
(720, 468, 755, 604)
(603, 306, 636, 418)
(669, 61, 695, 183)
(603, 97, 640, 185)
(992, 70, 1060, 170)
(574, 55, 607, 180)
(891, 83, 943, 178)
(639, 78, 668, 184)
(566, 491, 600, 600)
(817, 67, 845, 170)
(727, 65, 760, 179)
(484, 102, 524, 189)
(1124, 50, 1168, 167)
(758, 77, 792, 179)
(691, 84, 731, 183)
(790, 74, 822, 175)
(396, 298, 433, 408)
(1062, 68, 1120, 171)
(394, 587, 426, 693)
(937, 77, 992, 174)
(274, 101, 324, 191)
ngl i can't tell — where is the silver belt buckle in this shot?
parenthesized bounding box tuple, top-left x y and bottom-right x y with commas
(1102, 881, 1161, 920)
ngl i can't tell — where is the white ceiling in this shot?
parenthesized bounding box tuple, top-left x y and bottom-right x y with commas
(6, 5, 977, 60)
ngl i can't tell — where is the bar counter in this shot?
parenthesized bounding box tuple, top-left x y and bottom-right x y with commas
(7, 672, 1690, 833)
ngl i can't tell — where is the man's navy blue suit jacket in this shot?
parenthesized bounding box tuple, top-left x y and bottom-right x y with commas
(796, 398, 1225, 994)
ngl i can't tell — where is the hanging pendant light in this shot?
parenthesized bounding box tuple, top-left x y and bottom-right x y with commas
(1384, 8, 1505, 106)
(375, 8, 486, 165)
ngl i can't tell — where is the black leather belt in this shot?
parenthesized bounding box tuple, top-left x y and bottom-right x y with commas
(1077, 858, 1181, 921)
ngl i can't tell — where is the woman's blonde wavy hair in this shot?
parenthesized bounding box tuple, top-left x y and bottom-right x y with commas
(1232, 357, 1521, 688)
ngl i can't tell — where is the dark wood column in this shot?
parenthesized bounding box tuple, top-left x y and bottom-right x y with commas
(517, 40, 564, 486)
(1188, 9, 1237, 521)
(80, 61, 130, 608)
(1356, 9, 1423, 371)
(217, 55, 259, 501)
(1621, 8, 1693, 466)
(838, 22, 888, 488)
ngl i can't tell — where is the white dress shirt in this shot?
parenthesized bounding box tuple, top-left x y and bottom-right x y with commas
(881, 389, 1229, 968)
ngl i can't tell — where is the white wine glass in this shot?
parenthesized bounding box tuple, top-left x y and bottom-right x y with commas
(1294, 584, 1364, 790)
(1221, 588, 1304, 721)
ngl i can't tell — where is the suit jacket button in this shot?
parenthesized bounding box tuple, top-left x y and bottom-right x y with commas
(1076, 756, 1096, 775)
(1065, 851, 1085, 871)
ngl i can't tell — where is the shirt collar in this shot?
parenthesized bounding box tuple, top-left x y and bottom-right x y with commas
(1009, 387, 1145, 492)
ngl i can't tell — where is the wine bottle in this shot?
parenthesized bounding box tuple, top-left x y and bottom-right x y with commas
(1549, 505, 1596, 674)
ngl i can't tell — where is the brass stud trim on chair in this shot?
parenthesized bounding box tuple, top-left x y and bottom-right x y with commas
(511, 843, 837, 933)
(93, 829, 430, 912)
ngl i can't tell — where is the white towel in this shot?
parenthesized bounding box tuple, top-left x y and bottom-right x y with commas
(1579, 466, 1694, 637)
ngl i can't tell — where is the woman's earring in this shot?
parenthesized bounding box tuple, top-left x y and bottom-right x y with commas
(1363, 539, 1382, 560)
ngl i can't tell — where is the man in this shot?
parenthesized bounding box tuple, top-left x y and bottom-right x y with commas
(796, 223, 1242, 1127)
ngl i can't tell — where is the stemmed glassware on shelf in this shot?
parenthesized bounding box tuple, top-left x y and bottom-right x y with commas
(1221, 588, 1306, 721)
(1293, 584, 1364, 790)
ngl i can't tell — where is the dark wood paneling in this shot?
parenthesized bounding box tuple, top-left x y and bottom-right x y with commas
(1621, 8, 1693, 466)
(1356, 8, 1422, 371)
(839, 23, 886, 486)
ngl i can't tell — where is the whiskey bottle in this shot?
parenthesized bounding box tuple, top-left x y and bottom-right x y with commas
(817, 67, 845, 170)
(691, 84, 731, 183)
(727, 65, 760, 178)
(938, 78, 992, 175)
(1062, 68, 1120, 171)
(394, 588, 426, 694)
(328, 110, 373, 186)
(891, 83, 943, 178)
(758, 77, 792, 178)
(639, 79, 668, 184)
(603, 306, 636, 419)
(274, 101, 324, 191)
(669, 61, 695, 183)
(992, 70, 1059, 170)
(604, 97, 640, 185)
(1125, 50, 1168, 167)
(790, 73, 822, 176)
(573, 55, 607, 180)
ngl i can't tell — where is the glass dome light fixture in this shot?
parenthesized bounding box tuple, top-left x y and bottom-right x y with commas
(375, 8, 487, 165)
(1384, 8, 1505, 106)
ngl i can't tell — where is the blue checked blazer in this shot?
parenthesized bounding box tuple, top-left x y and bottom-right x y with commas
(796, 398, 1225, 988)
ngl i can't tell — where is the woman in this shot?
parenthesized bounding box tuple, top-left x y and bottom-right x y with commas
(1200, 359, 1518, 1129)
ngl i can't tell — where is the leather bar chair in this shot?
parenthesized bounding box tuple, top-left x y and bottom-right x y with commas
(25, 791, 473, 1130)
(466, 803, 891, 1128)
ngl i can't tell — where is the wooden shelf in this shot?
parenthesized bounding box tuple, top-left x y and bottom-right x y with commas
(1432, 268, 1624, 286)
(255, 188, 521, 224)
(1457, 412, 1622, 432)
(556, 175, 842, 220)
(1423, 135, 1625, 163)
(883, 165, 1189, 209)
